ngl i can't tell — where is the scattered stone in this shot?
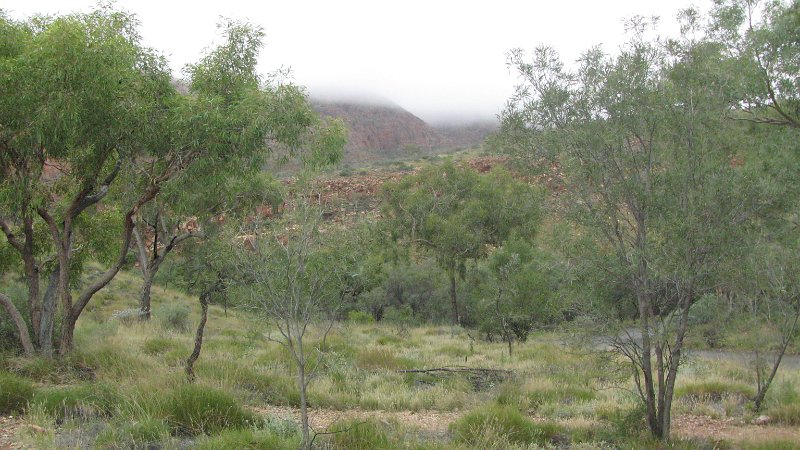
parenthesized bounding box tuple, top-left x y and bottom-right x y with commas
(752, 415, 771, 426)
(27, 424, 46, 434)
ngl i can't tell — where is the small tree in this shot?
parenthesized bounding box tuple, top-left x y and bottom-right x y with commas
(495, 15, 771, 439)
(235, 195, 350, 449)
(479, 237, 559, 356)
(381, 162, 540, 325)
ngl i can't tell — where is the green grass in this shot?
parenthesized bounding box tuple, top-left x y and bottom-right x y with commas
(675, 380, 755, 401)
(5, 267, 800, 449)
(329, 419, 392, 450)
(0, 371, 35, 414)
(30, 382, 121, 421)
(450, 405, 565, 447)
(194, 428, 300, 450)
(157, 383, 259, 435)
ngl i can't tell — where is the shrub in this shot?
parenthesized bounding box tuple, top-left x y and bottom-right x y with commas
(159, 384, 258, 435)
(347, 310, 374, 324)
(158, 304, 190, 333)
(450, 405, 564, 446)
(596, 403, 647, 439)
(329, 419, 391, 450)
(0, 372, 35, 414)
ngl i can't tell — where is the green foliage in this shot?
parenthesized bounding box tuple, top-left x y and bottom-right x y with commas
(382, 161, 541, 323)
(329, 419, 391, 450)
(0, 371, 35, 414)
(450, 404, 565, 446)
(596, 404, 648, 438)
(347, 310, 375, 324)
(158, 384, 258, 435)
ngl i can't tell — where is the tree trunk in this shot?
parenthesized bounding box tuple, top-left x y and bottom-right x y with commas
(449, 268, 460, 326)
(39, 269, 59, 357)
(139, 271, 155, 320)
(0, 293, 35, 356)
(185, 292, 209, 382)
(58, 313, 77, 357)
(298, 362, 310, 449)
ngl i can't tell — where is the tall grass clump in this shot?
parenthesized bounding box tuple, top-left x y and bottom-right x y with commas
(195, 428, 300, 450)
(94, 416, 170, 448)
(328, 419, 391, 450)
(158, 384, 258, 435)
(0, 372, 35, 414)
(158, 303, 190, 333)
(30, 382, 121, 421)
(450, 404, 565, 447)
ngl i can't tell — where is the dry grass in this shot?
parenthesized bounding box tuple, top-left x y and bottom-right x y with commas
(3, 269, 799, 449)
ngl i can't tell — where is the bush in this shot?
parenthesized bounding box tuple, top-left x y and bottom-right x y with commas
(0, 372, 35, 414)
(347, 310, 375, 324)
(329, 419, 391, 450)
(596, 404, 647, 439)
(159, 384, 258, 435)
(158, 304, 190, 333)
(450, 405, 565, 446)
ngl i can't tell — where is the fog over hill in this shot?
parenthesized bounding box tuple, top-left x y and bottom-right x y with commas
(310, 92, 497, 164)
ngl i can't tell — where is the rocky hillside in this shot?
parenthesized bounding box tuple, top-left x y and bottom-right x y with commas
(311, 99, 496, 164)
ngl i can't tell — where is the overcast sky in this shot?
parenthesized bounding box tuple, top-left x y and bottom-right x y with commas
(3, 0, 711, 123)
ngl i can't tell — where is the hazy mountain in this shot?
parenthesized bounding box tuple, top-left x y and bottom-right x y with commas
(311, 98, 497, 164)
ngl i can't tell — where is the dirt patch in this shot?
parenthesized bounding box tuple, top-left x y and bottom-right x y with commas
(0, 416, 24, 450)
(673, 414, 800, 444)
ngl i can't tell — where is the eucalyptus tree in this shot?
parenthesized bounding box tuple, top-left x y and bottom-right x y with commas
(709, 0, 799, 129)
(381, 162, 540, 326)
(0, 6, 343, 356)
(495, 16, 772, 439)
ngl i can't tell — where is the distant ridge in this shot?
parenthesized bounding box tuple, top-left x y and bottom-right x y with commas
(310, 98, 497, 164)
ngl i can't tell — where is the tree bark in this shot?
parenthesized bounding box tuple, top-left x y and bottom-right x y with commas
(298, 361, 310, 450)
(185, 292, 209, 382)
(39, 270, 59, 357)
(449, 267, 460, 326)
(0, 293, 35, 356)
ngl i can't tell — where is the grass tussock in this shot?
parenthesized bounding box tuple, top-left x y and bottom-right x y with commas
(0, 372, 35, 414)
(675, 380, 755, 401)
(450, 404, 566, 447)
(157, 383, 259, 435)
